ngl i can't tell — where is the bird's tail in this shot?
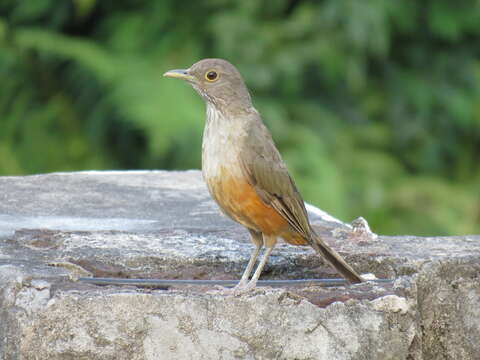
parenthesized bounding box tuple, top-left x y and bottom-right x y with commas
(309, 232, 363, 284)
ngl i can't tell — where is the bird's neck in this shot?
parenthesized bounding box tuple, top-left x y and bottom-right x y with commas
(202, 102, 255, 156)
(205, 102, 225, 128)
(205, 101, 258, 123)
(202, 101, 261, 184)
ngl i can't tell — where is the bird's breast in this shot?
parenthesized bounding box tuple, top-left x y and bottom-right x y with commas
(201, 105, 252, 224)
(201, 104, 245, 182)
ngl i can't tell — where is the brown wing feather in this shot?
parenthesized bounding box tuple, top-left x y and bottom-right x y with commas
(239, 117, 312, 240)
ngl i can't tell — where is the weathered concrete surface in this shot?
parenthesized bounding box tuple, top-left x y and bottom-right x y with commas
(0, 171, 479, 359)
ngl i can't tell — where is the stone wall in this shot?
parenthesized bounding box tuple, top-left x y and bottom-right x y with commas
(0, 171, 478, 359)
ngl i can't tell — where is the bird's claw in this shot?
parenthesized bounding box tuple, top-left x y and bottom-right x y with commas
(230, 280, 258, 295)
(206, 280, 259, 296)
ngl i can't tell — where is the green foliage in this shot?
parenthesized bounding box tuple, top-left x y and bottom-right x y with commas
(1, 0, 479, 236)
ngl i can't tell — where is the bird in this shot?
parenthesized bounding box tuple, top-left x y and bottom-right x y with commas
(164, 59, 363, 291)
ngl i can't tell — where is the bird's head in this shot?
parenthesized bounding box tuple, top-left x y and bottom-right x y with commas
(164, 58, 253, 112)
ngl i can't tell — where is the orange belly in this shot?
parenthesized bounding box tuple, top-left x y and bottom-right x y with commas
(208, 174, 307, 245)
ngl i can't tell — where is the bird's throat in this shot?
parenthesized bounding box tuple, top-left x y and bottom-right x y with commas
(202, 104, 243, 181)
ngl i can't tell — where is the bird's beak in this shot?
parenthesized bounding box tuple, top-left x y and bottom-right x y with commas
(163, 69, 195, 82)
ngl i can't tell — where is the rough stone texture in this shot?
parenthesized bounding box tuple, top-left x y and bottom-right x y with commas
(0, 170, 479, 359)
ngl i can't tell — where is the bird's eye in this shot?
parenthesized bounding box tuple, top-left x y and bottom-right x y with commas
(205, 70, 218, 82)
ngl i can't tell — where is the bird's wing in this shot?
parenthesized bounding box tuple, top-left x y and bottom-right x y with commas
(239, 117, 311, 239)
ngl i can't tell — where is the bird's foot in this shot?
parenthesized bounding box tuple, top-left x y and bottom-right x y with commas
(230, 279, 258, 296)
(206, 280, 262, 296)
(207, 280, 258, 296)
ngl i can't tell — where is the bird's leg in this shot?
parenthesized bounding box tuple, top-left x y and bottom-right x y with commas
(235, 235, 276, 293)
(237, 244, 262, 287)
(245, 245, 274, 289)
(235, 229, 263, 289)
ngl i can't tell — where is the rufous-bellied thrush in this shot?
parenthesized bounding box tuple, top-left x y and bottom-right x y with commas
(164, 59, 363, 291)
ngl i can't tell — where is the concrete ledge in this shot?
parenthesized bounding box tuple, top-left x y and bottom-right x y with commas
(0, 171, 479, 359)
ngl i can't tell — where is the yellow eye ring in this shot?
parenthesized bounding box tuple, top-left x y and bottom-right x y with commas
(205, 70, 219, 82)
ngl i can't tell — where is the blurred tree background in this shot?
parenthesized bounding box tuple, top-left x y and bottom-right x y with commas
(1, 0, 479, 236)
